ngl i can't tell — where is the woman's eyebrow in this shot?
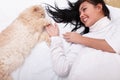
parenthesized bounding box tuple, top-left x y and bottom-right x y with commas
(80, 5, 86, 11)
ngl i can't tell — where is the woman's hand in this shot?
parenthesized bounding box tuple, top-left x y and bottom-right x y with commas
(46, 23, 59, 37)
(63, 32, 115, 53)
(63, 32, 82, 44)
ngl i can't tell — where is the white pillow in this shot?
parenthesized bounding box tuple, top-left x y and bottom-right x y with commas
(107, 5, 120, 21)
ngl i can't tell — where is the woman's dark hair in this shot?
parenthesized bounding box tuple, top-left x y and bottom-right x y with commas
(45, 0, 110, 34)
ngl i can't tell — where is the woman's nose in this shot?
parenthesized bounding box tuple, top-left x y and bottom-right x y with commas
(80, 12, 83, 18)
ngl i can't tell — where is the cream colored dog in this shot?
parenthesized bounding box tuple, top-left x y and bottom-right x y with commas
(0, 5, 50, 80)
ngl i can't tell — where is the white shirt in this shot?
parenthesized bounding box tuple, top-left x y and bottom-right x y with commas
(50, 17, 120, 80)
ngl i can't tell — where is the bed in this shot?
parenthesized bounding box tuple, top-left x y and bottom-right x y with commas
(0, 0, 120, 80)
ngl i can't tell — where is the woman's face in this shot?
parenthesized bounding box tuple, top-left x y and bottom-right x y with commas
(79, 1, 104, 27)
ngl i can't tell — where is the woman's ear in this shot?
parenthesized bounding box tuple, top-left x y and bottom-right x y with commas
(96, 3, 103, 12)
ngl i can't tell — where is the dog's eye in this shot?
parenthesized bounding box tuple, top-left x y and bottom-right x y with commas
(41, 13, 45, 17)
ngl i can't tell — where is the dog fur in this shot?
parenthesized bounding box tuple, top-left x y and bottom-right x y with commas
(0, 5, 50, 80)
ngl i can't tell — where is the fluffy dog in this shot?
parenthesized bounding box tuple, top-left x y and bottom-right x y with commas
(0, 5, 50, 80)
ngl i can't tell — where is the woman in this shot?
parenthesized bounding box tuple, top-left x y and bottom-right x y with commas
(46, 0, 115, 53)
(46, 0, 120, 80)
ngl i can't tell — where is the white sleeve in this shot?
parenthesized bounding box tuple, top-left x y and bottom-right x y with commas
(50, 36, 80, 77)
(105, 22, 120, 54)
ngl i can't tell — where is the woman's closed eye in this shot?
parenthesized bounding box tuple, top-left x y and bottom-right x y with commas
(82, 8, 87, 12)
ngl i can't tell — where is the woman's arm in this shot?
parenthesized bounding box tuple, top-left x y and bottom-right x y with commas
(50, 36, 79, 77)
(79, 36, 115, 53)
(46, 23, 78, 77)
(63, 32, 115, 53)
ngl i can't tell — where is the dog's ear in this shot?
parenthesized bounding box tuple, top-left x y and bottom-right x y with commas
(39, 30, 51, 46)
(33, 7, 40, 12)
(31, 5, 45, 18)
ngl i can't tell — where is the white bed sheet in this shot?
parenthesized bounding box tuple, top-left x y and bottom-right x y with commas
(1, 0, 120, 80)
